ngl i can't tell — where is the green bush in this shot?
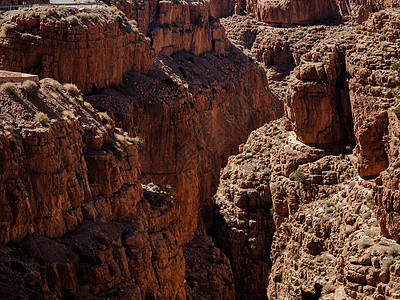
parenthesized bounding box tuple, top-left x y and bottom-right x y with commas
(102, 140, 122, 158)
(126, 136, 145, 152)
(248, 237, 258, 249)
(391, 61, 400, 75)
(77, 12, 89, 21)
(321, 284, 335, 295)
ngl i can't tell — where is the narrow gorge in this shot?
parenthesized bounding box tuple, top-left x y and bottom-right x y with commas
(0, 0, 399, 299)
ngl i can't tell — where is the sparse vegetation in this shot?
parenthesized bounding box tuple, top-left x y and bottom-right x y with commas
(386, 246, 400, 257)
(64, 83, 81, 97)
(65, 15, 79, 26)
(293, 167, 305, 182)
(0, 23, 14, 37)
(101, 140, 122, 158)
(263, 167, 272, 177)
(126, 136, 145, 153)
(282, 223, 291, 233)
(382, 256, 395, 272)
(391, 61, 400, 76)
(34, 112, 50, 126)
(363, 211, 372, 220)
(292, 253, 301, 261)
(49, 79, 62, 90)
(113, 14, 125, 29)
(359, 238, 373, 249)
(98, 112, 112, 125)
(321, 284, 335, 295)
(1, 82, 17, 95)
(77, 12, 89, 21)
(248, 237, 258, 249)
(89, 13, 99, 22)
(22, 80, 39, 97)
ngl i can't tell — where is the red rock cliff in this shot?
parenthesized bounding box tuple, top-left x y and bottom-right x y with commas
(0, 7, 155, 93)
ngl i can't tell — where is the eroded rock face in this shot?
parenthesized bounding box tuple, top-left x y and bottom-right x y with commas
(0, 7, 155, 93)
(0, 79, 142, 244)
(344, 9, 400, 239)
(103, 0, 231, 56)
(89, 48, 284, 245)
(286, 45, 354, 146)
(0, 186, 187, 299)
(0, 80, 189, 299)
(255, 0, 340, 25)
(184, 229, 236, 299)
(248, 0, 399, 25)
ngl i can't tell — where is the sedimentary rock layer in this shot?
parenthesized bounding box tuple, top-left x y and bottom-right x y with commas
(0, 7, 155, 93)
(89, 48, 283, 245)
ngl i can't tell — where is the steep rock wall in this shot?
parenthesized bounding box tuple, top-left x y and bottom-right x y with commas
(0, 79, 142, 244)
(105, 0, 231, 56)
(345, 9, 400, 240)
(0, 79, 189, 299)
(285, 45, 354, 146)
(0, 7, 155, 94)
(88, 48, 283, 246)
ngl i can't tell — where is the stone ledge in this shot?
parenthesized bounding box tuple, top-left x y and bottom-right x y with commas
(0, 70, 39, 83)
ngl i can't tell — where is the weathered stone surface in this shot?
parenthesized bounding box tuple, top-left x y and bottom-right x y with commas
(0, 7, 155, 93)
(0, 79, 142, 244)
(255, 0, 341, 25)
(285, 45, 354, 146)
(89, 47, 283, 245)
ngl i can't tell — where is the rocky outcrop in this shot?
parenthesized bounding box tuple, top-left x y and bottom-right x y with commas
(103, 0, 231, 55)
(0, 184, 187, 299)
(0, 78, 143, 244)
(344, 9, 400, 241)
(211, 116, 400, 299)
(221, 15, 361, 100)
(0, 7, 155, 93)
(88, 48, 283, 246)
(285, 44, 354, 146)
(254, 0, 341, 25)
(149, 0, 229, 56)
(346, 10, 399, 179)
(0, 79, 190, 299)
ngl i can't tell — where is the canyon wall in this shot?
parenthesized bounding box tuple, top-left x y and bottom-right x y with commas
(88, 48, 283, 246)
(0, 78, 141, 244)
(0, 7, 155, 94)
(0, 3, 283, 298)
(210, 7, 400, 299)
(285, 44, 354, 146)
(0, 79, 187, 299)
(104, 0, 231, 55)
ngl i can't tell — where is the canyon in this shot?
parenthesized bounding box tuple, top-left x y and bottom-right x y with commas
(0, 0, 399, 299)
